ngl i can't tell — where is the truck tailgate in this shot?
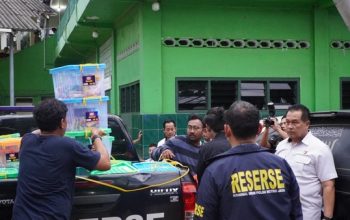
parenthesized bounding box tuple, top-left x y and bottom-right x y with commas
(72, 171, 185, 220)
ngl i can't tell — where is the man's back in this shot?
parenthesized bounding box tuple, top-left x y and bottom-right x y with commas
(197, 132, 231, 183)
(195, 144, 302, 220)
(13, 133, 99, 220)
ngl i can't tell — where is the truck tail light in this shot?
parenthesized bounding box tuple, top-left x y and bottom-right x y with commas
(182, 182, 197, 220)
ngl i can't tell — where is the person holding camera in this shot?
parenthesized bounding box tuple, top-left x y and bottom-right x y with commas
(260, 116, 288, 150)
(260, 102, 288, 150)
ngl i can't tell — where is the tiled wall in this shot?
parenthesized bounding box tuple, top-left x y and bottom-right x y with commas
(121, 113, 205, 160)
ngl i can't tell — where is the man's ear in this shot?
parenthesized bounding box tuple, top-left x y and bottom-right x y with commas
(224, 124, 232, 138)
(305, 120, 310, 127)
(257, 123, 263, 135)
(60, 118, 67, 130)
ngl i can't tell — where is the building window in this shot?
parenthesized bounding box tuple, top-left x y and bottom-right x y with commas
(120, 82, 140, 113)
(15, 97, 33, 106)
(241, 81, 265, 110)
(341, 79, 350, 109)
(177, 78, 298, 111)
(211, 80, 237, 109)
(178, 81, 207, 111)
(269, 81, 297, 109)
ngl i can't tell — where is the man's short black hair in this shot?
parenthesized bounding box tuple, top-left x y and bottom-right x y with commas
(287, 104, 310, 122)
(187, 114, 204, 126)
(162, 119, 176, 129)
(224, 101, 260, 139)
(33, 98, 68, 132)
(148, 143, 157, 148)
(203, 106, 225, 133)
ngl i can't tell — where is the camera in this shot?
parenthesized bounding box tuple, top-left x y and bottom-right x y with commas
(264, 102, 276, 127)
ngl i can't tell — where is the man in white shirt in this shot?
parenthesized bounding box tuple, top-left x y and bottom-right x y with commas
(275, 104, 337, 220)
(157, 120, 176, 147)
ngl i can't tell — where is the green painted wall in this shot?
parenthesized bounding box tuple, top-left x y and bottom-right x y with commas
(160, 4, 314, 112)
(0, 37, 56, 105)
(107, 2, 350, 158)
(139, 3, 162, 114)
(329, 8, 350, 110)
(114, 5, 141, 114)
(3, 1, 349, 158)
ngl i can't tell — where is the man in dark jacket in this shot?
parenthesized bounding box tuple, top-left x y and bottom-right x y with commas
(152, 114, 203, 174)
(196, 107, 231, 184)
(194, 101, 302, 220)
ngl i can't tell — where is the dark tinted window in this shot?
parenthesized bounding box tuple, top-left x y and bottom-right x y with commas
(270, 81, 297, 109)
(241, 81, 265, 109)
(120, 82, 140, 113)
(108, 116, 139, 161)
(0, 117, 37, 136)
(341, 80, 350, 109)
(177, 79, 298, 111)
(211, 80, 237, 109)
(178, 81, 207, 110)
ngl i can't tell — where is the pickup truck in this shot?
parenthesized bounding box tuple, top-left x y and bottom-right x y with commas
(0, 110, 196, 220)
(308, 111, 350, 220)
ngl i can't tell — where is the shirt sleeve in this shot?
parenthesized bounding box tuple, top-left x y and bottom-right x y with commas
(194, 169, 219, 220)
(196, 147, 207, 185)
(316, 146, 338, 182)
(151, 139, 173, 161)
(71, 140, 100, 170)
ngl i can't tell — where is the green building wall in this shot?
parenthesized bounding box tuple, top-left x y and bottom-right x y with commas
(329, 8, 350, 109)
(114, 2, 350, 157)
(2, 1, 350, 158)
(160, 4, 314, 111)
(0, 37, 56, 105)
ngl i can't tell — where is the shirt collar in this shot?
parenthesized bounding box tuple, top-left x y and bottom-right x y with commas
(287, 131, 312, 146)
(226, 143, 262, 155)
(214, 131, 226, 139)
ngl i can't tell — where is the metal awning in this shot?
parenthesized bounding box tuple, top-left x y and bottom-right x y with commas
(0, 0, 56, 31)
(0, 0, 56, 106)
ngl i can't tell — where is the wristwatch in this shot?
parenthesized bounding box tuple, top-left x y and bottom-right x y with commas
(322, 216, 332, 220)
(91, 134, 102, 144)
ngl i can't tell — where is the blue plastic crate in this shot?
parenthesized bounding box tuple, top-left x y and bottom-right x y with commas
(61, 96, 109, 131)
(91, 161, 138, 175)
(49, 64, 106, 99)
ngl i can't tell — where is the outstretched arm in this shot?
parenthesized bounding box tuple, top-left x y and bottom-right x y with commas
(132, 130, 142, 144)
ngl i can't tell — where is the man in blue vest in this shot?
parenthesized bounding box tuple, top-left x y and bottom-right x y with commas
(194, 101, 302, 220)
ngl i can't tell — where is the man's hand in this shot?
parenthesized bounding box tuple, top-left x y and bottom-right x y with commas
(91, 127, 105, 137)
(270, 118, 288, 139)
(160, 149, 175, 160)
(132, 130, 143, 144)
(270, 118, 280, 130)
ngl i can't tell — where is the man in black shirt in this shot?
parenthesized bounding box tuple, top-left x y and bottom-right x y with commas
(13, 99, 110, 220)
(196, 107, 231, 184)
